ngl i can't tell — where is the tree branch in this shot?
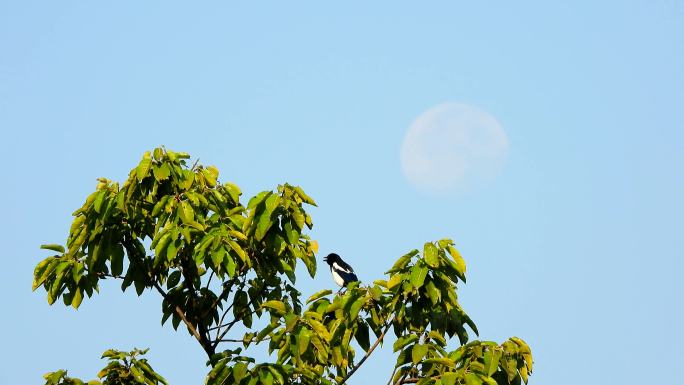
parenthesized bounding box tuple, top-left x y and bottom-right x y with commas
(338, 316, 395, 385)
(386, 366, 398, 385)
(215, 336, 270, 343)
(151, 282, 204, 347)
(394, 363, 418, 385)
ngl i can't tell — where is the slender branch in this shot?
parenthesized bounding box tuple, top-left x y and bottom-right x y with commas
(121, 234, 215, 358)
(338, 316, 395, 385)
(215, 336, 270, 343)
(210, 276, 247, 340)
(151, 281, 204, 346)
(397, 375, 444, 385)
(394, 363, 417, 385)
(206, 271, 215, 288)
(212, 286, 260, 348)
(213, 306, 258, 347)
(204, 267, 247, 319)
(397, 378, 421, 384)
(386, 366, 398, 385)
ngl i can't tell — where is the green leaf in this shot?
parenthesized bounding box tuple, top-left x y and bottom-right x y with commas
(412, 344, 428, 364)
(465, 372, 482, 385)
(425, 280, 440, 305)
(387, 274, 402, 289)
(255, 213, 273, 242)
(136, 153, 152, 181)
(307, 319, 331, 342)
(424, 242, 439, 268)
(203, 165, 219, 186)
(410, 263, 428, 288)
(167, 271, 181, 288)
(293, 186, 317, 206)
(298, 328, 312, 354)
(349, 296, 366, 320)
(355, 323, 371, 351)
(447, 245, 466, 277)
(423, 357, 456, 368)
(40, 244, 65, 253)
(223, 182, 241, 203)
(93, 190, 106, 213)
(428, 330, 446, 346)
(386, 250, 418, 273)
(393, 334, 418, 352)
(225, 241, 246, 266)
(179, 201, 195, 224)
(306, 289, 332, 304)
(225, 255, 236, 277)
(233, 362, 248, 383)
(261, 300, 287, 315)
(71, 288, 83, 309)
(110, 244, 124, 277)
(441, 373, 457, 385)
(153, 163, 171, 181)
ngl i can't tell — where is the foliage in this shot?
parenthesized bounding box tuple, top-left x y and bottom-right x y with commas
(34, 147, 533, 385)
(43, 349, 167, 385)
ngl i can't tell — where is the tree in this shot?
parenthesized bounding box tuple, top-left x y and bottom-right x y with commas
(34, 147, 533, 385)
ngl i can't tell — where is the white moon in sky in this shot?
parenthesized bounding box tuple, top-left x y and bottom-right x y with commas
(401, 102, 508, 194)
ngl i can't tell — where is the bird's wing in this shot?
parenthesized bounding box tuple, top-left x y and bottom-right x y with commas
(333, 260, 355, 273)
(331, 266, 358, 285)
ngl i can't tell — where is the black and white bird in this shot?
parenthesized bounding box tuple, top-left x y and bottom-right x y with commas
(324, 253, 358, 291)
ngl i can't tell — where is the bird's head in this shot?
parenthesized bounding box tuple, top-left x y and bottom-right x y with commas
(324, 253, 340, 266)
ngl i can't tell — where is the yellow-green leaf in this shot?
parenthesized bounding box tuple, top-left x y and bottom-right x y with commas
(307, 319, 331, 342)
(306, 289, 332, 304)
(410, 264, 428, 288)
(71, 288, 83, 309)
(447, 245, 466, 276)
(387, 274, 402, 289)
(153, 163, 171, 181)
(136, 152, 152, 181)
(261, 300, 286, 315)
(40, 244, 65, 253)
(424, 242, 439, 268)
(412, 344, 428, 364)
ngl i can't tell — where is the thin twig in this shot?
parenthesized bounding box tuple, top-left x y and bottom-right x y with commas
(213, 307, 258, 347)
(206, 271, 215, 288)
(213, 287, 260, 348)
(386, 366, 398, 385)
(211, 277, 246, 339)
(151, 281, 204, 345)
(338, 316, 395, 385)
(215, 336, 270, 343)
(394, 363, 417, 385)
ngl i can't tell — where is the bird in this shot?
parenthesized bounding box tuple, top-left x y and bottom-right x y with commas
(323, 253, 358, 292)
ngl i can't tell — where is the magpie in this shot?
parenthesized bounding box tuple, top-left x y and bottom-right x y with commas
(324, 253, 358, 291)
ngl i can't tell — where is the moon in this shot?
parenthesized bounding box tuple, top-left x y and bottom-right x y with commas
(400, 102, 508, 195)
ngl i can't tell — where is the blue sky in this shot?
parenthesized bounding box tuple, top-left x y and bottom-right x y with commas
(2, 1, 683, 384)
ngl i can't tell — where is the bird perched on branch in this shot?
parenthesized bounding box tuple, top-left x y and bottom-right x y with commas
(324, 253, 358, 292)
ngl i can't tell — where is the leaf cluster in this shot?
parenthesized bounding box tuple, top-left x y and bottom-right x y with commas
(34, 148, 533, 385)
(43, 349, 167, 385)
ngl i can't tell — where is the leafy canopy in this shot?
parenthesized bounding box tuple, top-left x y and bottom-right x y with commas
(34, 147, 533, 385)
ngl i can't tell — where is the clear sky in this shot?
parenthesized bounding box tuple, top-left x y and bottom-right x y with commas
(2, 1, 683, 384)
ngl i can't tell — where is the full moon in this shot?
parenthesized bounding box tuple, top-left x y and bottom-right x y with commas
(400, 102, 508, 195)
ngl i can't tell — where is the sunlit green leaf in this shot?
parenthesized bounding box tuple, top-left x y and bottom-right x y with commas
(424, 242, 439, 268)
(261, 300, 287, 315)
(40, 244, 65, 253)
(136, 152, 152, 181)
(306, 289, 332, 304)
(412, 343, 428, 364)
(410, 263, 428, 288)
